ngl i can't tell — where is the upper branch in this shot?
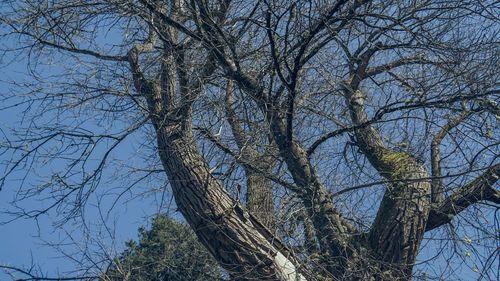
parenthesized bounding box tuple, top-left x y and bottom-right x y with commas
(430, 111, 470, 203)
(31, 37, 128, 62)
(225, 80, 252, 150)
(2, 20, 128, 62)
(291, 0, 350, 74)
(138, 0, 202, 41)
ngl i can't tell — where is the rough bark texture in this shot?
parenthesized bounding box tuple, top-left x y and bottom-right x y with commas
(367, 154, 431, 278)
(129, 31, 306, 280)
(4, 1, 500, 280)
(266, 110, 358, 277)
(155, 127, 302, 280)
(246, 171, 275, 229)
(136, 79, 307, 280)
(343, 83, 431, 279)
(127, 2, 498, 280)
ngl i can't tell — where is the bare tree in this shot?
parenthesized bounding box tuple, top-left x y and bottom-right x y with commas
(1, 0, 498, 280)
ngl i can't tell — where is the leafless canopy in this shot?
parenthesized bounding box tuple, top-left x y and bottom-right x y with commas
(0, 0, 498, 280)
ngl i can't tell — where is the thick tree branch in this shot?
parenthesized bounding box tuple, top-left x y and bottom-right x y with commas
(426, 163, 500, 231)
(158, 14, 180, 112)
(265, 7, 290, 89)
(365, 56, 437, 77)
(127, 32, 164, 124)
(308, 88, 497, 157)
(225, 80, 248, 149)
(138, 0, 202, 41)
(31, 37, 128, 62)
(266, 108, 358, 274)
(197, 126, 300, 194)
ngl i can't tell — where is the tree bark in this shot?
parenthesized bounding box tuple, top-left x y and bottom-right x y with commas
(154, 126, 305, 280)
(266, 112, 358, 276)
(367, 156, 431, 278)
(426, 163, 500, 231)
(226, 80, 275, 229)
(129, 37, 307, 280)
(246, 171, 275, 229)
(343, 84, 431, 279)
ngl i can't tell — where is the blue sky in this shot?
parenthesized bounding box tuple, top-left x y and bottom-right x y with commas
(0, 41, 170, 279)
(0, 4, 178, 277)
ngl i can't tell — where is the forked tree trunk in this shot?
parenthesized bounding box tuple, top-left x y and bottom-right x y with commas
(343, 82, 432, 279)
(130, 44, 307, 279)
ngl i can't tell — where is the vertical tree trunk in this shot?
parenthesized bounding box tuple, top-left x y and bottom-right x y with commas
(246, 171, 275, 229)
(130, 44, 306, 280)
(343, 85, 432, 279)
(367, 154, 431, 279)
(226, 80, 275, 229)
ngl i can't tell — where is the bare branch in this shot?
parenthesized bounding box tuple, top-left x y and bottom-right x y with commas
(0, 265, 96, 281)
(431, 111, 471, 203)
(426, 163, 500, 232)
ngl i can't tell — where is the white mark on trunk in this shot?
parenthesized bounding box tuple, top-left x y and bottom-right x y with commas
(274, 251, 307, 281)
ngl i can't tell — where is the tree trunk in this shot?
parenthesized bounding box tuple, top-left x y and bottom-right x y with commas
(153, 122, 307, 280)
(367, 155, 431, 279)
(246, 171, 275, 229)
(343, 84, 432, 279)
(131, 46, 307, 279)
(226, 80, 275, 229)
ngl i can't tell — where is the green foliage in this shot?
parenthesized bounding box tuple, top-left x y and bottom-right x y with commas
(103, 214, 222, 281)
